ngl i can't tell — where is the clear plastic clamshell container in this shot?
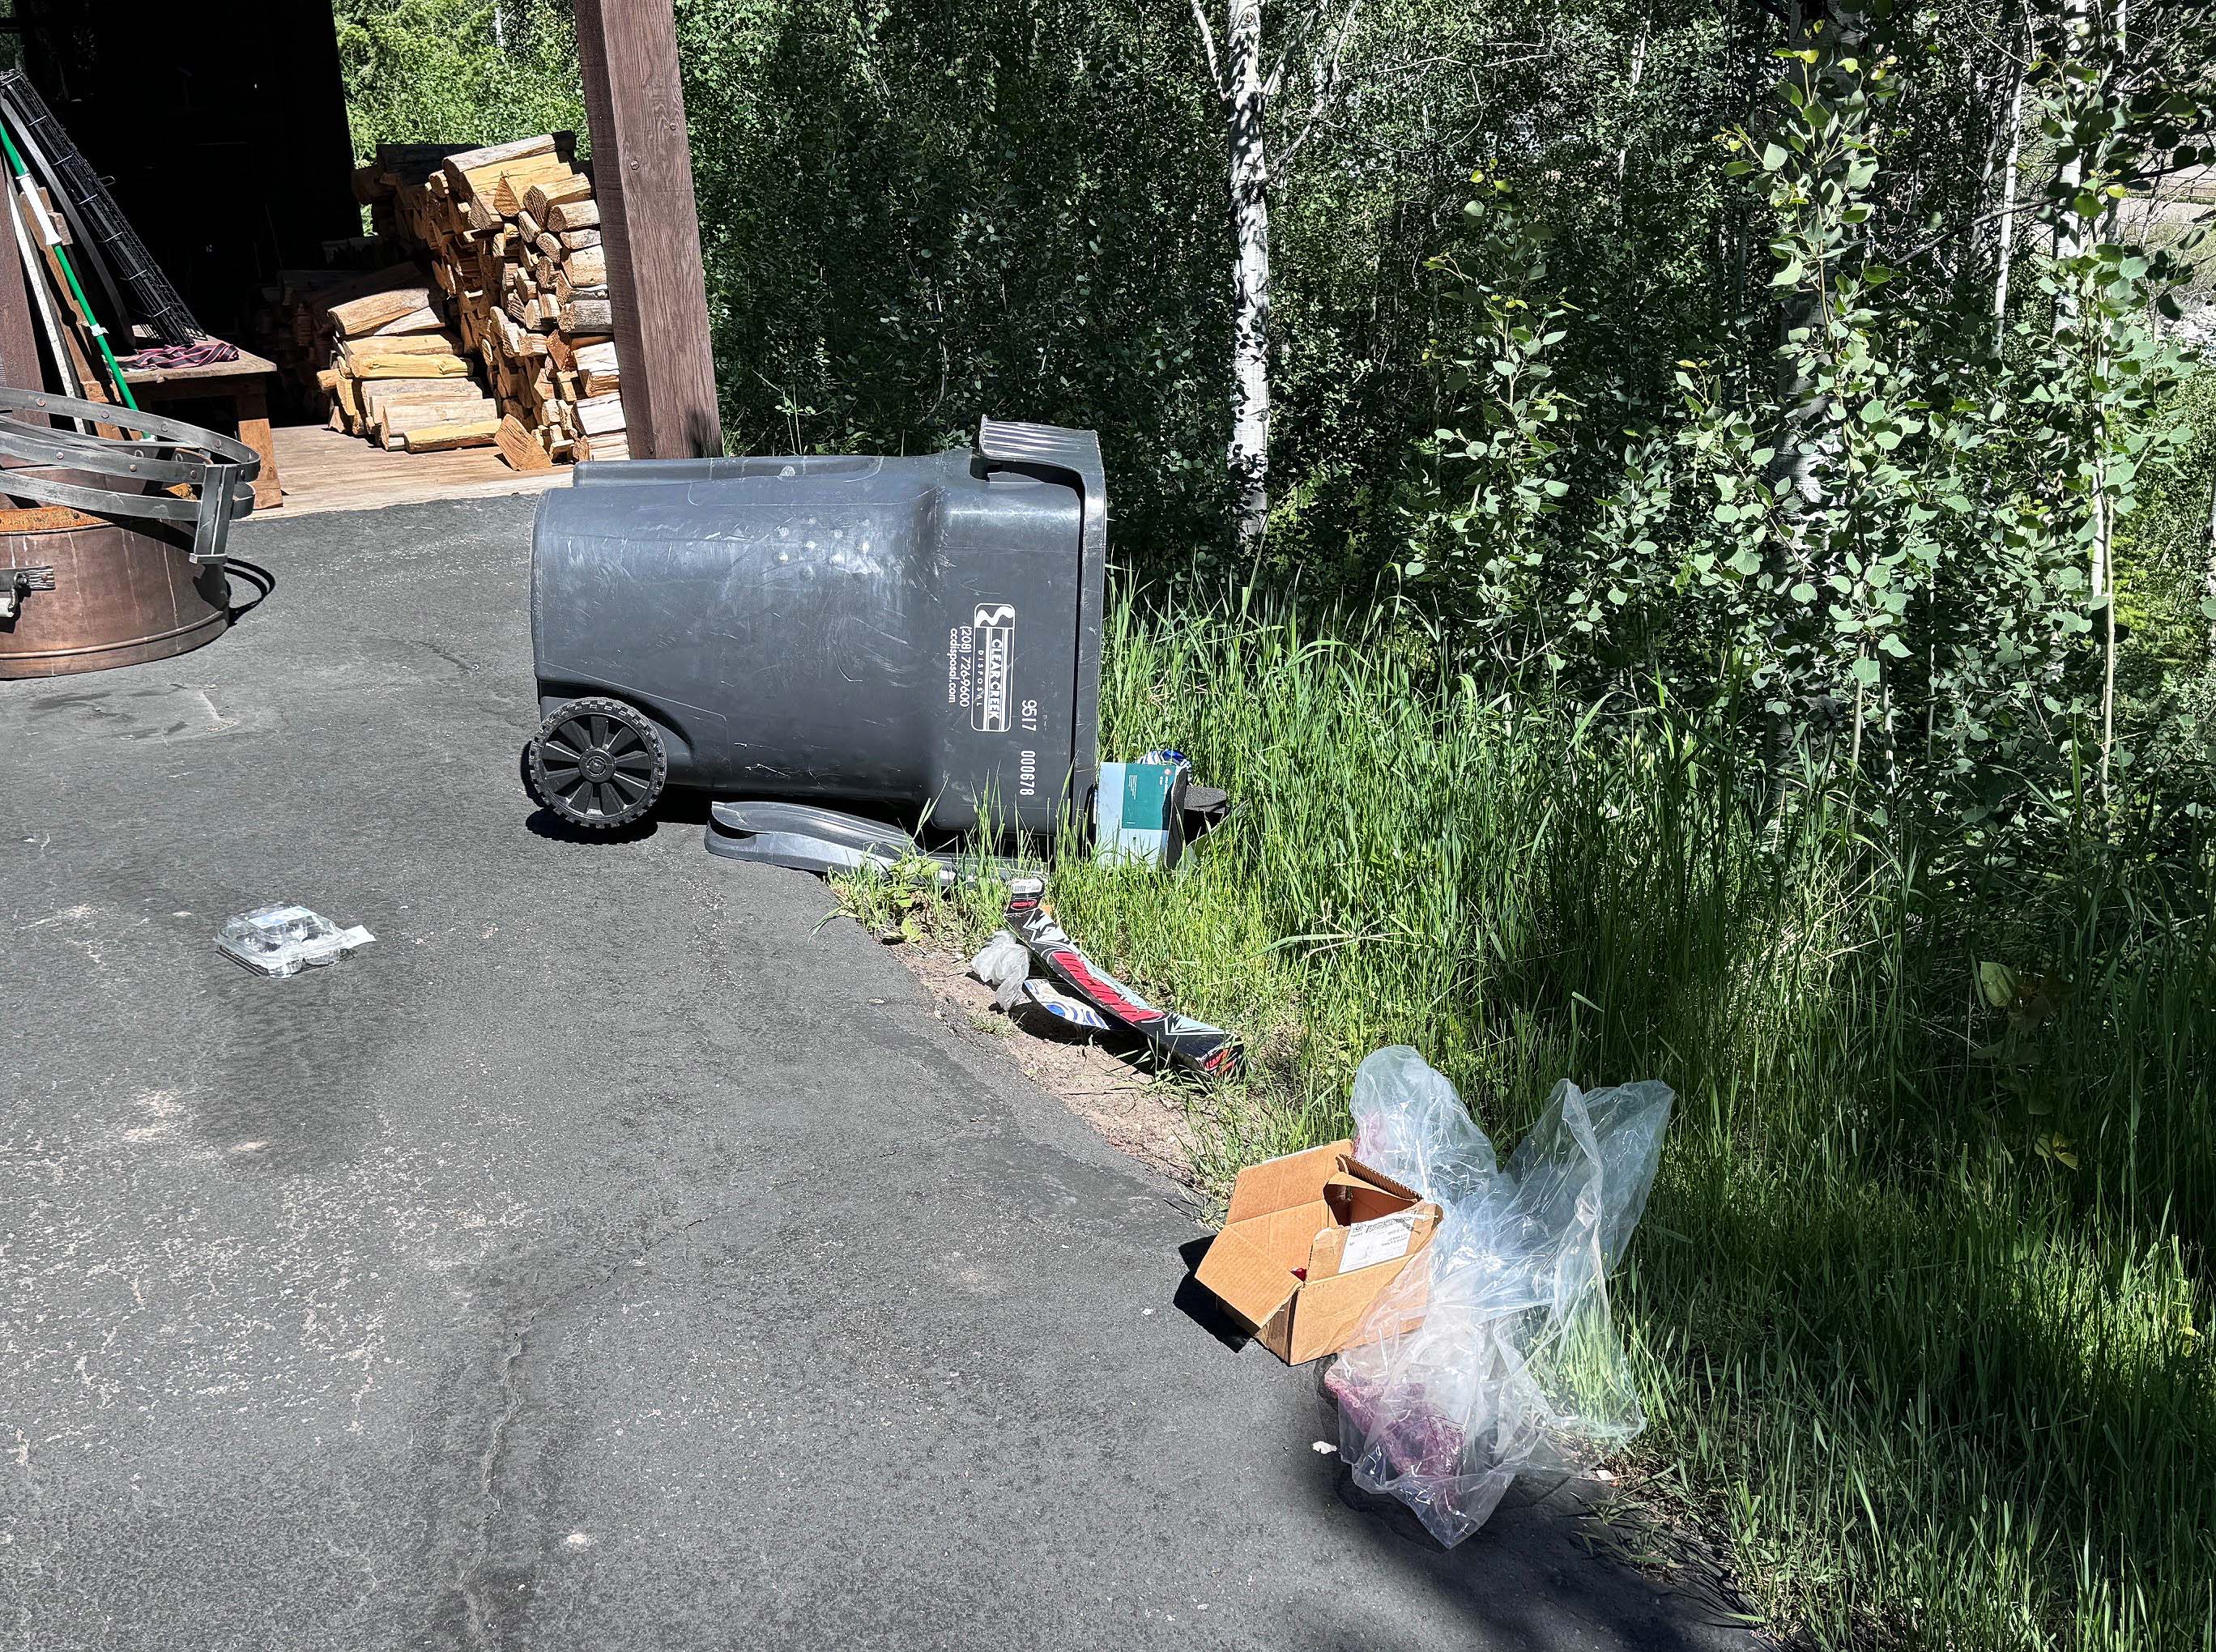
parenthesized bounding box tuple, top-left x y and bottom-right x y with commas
(216, 904, 374, 977)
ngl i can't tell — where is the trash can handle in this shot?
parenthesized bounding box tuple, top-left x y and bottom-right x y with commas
(974, 417, 1107, 804)
(974, 417, 1106, 570)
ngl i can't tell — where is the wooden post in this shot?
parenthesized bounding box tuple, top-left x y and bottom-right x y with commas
(0, 181, 49, 453)
(0, 184, 43, 396)
(573, 0, 722, 459)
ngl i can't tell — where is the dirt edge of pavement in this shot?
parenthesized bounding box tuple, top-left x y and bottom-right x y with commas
(880, 938, 1200, 1187)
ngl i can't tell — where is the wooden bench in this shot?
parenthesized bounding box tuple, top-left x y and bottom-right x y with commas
(119, 347, 282, 510)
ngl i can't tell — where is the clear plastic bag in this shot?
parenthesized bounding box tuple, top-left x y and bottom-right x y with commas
(1324, 1047, 1672, 1546)
(968, 929, 1031, 1011)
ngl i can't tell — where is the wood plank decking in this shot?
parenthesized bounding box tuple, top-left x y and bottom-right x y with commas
(263, 423, 571, 517)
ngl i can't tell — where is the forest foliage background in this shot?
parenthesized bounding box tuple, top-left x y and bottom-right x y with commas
(338, 0, 2216, 839)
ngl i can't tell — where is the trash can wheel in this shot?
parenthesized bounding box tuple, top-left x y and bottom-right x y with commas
(528, 696, 667, 829)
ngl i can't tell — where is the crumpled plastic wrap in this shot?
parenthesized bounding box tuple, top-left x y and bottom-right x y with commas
(968, 929, 1032, 1011)
(1324, 1047, 1672, 1545)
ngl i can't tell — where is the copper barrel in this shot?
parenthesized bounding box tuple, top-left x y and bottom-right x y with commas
(0, 391, 258, 680)
(0, 497, 228, 678)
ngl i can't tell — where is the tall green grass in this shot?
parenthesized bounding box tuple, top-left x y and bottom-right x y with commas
(1020, 598, 2215, 1650)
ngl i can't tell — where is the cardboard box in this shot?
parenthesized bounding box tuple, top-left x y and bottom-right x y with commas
(1195, 1140, 1441, 1364)
(1094, 759, 1187, 868)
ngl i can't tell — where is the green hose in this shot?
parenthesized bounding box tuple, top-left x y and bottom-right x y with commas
(0, 117, 138, 411)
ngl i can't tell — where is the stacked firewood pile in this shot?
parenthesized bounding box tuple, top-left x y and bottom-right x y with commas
(297, 266, 500, 453)
(273, 133, 628, 465)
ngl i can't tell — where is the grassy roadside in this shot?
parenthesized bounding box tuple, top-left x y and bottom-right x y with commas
(845, 595, 2215, 1652)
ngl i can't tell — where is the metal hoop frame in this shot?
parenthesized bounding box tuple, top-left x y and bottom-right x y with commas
(0, 387, 259, 565)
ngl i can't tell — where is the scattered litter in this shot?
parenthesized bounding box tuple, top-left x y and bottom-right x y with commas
(1311, 1440, 1337, 1455)
(1153, 747, 1233, 844)
(215, 904, 373, 977)
(1323, 1047, 1672, 1547)
(967, 929, 1032, 1011)
(1093, 750, 1234, 870)
(1144, 749, 1234, 840)
(1095, 755, 1190, 868)
(1004, 879, 1239, 1078)
(1018, 977, 1111, 1031)
(1193, 1142, 1441, 1364)
(1183, 782, 1231, 836)
(972, 912, 1197, 1037)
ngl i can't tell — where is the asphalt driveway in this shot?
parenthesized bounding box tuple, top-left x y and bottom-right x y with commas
(2, 493, 1749, 1651)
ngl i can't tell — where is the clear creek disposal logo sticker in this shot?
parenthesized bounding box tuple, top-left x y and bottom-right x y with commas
(950, 602, 1016, 732)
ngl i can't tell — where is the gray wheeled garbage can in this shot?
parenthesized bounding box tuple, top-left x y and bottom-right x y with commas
(526, 418, 1106, 845)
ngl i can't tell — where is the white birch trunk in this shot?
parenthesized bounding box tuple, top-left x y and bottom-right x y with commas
(2049, 0, 2110, 619)
(1616, 24, 1648, 194)
(1225, 0, 1272, 564)
(1992, 45, 2025, 346)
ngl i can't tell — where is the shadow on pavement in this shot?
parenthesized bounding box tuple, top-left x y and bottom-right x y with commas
(224, 556, 276, 623)
(1319, 1433, 1764, 1652)
(1170, 1234, 1764, 1652)
(1174, 1234, 1254, 1352)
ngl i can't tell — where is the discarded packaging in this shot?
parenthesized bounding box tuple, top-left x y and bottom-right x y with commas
(1094, 756, 1190, 868)
(1004, 878, 1240, 1077)
(968, 928, 1032, 1011)
(1195, 1141, 1443, 1364)
(1323, 1047, 1672, 1547)
(216, 904, 374, 977)
(972, 924, 1131, 1033)
(1018, 978, 1111, 1031)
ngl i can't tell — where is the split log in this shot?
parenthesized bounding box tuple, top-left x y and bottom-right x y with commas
(326, 284, 435, 335)
(565, 245, 607, 287)
(437, 133, 565, 200)
(401, 418, 502, 453)
(560, 298, 613, 333)
(496, 414, 557, 471)
(343, 331, 467, 360)
(491, 159, 582, 215)
(575, 392, 627, 436)
(361, 305, 448, 338)
(524, 174, 595, 219)
(346, 351, 474, 380)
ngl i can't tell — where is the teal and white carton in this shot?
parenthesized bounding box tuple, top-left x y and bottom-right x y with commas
(1094, 759, 1185, 868)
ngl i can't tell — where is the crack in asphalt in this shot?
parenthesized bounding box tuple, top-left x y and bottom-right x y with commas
(449, 1216, 714, 1649)
(458, 1329, 531, 1649)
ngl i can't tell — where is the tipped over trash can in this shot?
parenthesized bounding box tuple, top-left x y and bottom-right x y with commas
(526, 417, 1106, 846)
